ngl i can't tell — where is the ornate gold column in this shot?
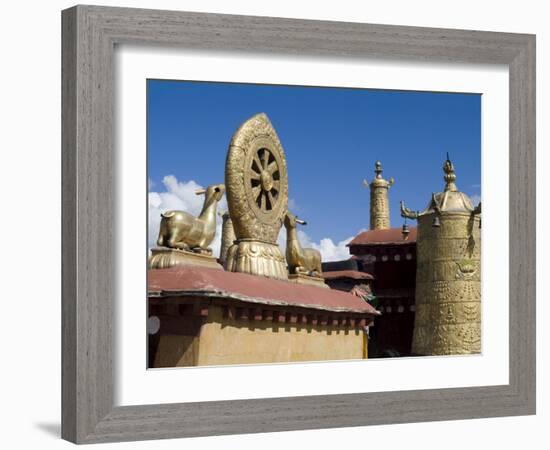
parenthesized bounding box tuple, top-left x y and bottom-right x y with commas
(219, 211, 236, 267)
(401, 157, 482, 355)
(364, 161, 394, 230)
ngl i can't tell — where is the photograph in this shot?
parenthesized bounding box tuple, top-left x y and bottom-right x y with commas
(146, 79, 482, 367)
(49, 3, 536, 444)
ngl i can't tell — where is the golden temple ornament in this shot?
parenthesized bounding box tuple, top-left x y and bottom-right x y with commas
(364, 161, 394, 230)
(149, 184, 225, 270)
(225, 113, 289, 279)
(401, 156, 482, 355)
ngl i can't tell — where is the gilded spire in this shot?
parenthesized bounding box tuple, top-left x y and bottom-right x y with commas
(363, 161, 394, 230)
(401, 155, 479, 221)
(374, 160, 383, 179)
(443, 153, 457, 192)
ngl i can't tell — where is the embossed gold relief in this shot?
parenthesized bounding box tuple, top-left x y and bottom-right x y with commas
(225, 113, 289, 279)
(413, 323, 481, 355)
(227, 239, 288, 279)
(364, 161, 394, 230)
(414, 302, 481, 327)
(416, 260, 481, 283)
(415, 281, 481, 303)
(416, 236, 481, 260)
(455, 260, 479, 280)
(418, 215, 481, 239)
(401, 157, 482, 355)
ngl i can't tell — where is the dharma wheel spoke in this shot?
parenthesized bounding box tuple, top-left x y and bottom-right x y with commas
(253, 154, 263, 173)
(267, 190, 275, 208)
(267, 161, 278, 175)
(260, 191, 266, 210)
(251, 185, 261, 201)
(261, 149, 269, 169)
(272, 180, 280, 192)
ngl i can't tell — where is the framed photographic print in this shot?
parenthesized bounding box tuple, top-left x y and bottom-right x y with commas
(62, 5, 536, 444)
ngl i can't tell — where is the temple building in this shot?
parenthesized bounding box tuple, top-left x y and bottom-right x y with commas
(148, 265, 378, 367)
(325, 162, 418, 357)
(147, 113, 380, 367)
(318, 162, 416, 357)
(346, 227, 417, 357)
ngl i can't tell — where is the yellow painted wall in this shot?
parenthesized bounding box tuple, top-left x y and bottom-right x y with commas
(196, 306, 366, 366)
(154, 335, 199, 367)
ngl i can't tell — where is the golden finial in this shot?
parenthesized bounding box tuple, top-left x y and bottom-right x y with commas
(374, 160, 383, 179)
(364, 161, 394, 188)
(443, 152, 457, 192)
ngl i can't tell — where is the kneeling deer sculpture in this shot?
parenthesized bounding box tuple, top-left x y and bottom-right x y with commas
(283, 211, 322, 277)
(157, 184, 225, 253)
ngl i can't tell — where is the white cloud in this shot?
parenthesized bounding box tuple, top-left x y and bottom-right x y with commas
(287, 197, 299, 212)
(277, 227, 353, 263)
(298, 230, 353, 262)
(148, 175, 227, 257)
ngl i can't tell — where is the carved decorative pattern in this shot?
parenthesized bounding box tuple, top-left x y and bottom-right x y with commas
(417, 237, 481, 260)
(412, 209, 481, 355)
(225, 114, 289, 279)
(416, 281, 481, 303)
(415, 302, 481, 326)
(413, 323, 481, 355)
(228, 240, 288, 279)
(369, 185, 390, 230)
(225, 113, 288, 243)
(418, 214, 481, 239)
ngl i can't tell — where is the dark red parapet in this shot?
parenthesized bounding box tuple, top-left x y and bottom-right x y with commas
(322, 270, 374, 281)
(148, 265, 380, 315)
(348, 227, 417, 246)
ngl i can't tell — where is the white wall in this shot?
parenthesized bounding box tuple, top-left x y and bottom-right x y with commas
(0, 1, 546, 449)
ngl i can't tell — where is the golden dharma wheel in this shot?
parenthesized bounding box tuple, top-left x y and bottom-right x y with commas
(225, 113, 288, 243)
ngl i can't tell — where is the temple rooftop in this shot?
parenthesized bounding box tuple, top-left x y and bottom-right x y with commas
(348, 227, 417, 247)
(148, 265, 379, 316)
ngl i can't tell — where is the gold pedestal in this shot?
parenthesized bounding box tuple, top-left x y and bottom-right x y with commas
(149, 247, 223, 270)
(227, 239, 288, 280)
(288, 273, 329, 289)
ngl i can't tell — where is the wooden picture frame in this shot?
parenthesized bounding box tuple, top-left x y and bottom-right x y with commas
(61, 5, 536, 444)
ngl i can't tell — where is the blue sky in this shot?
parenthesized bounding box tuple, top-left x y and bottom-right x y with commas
(148, 79, 480, 247)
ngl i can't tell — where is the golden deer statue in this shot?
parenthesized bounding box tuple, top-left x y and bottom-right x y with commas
(283, 211, 322, 277)
(157, 184, 225, 254)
